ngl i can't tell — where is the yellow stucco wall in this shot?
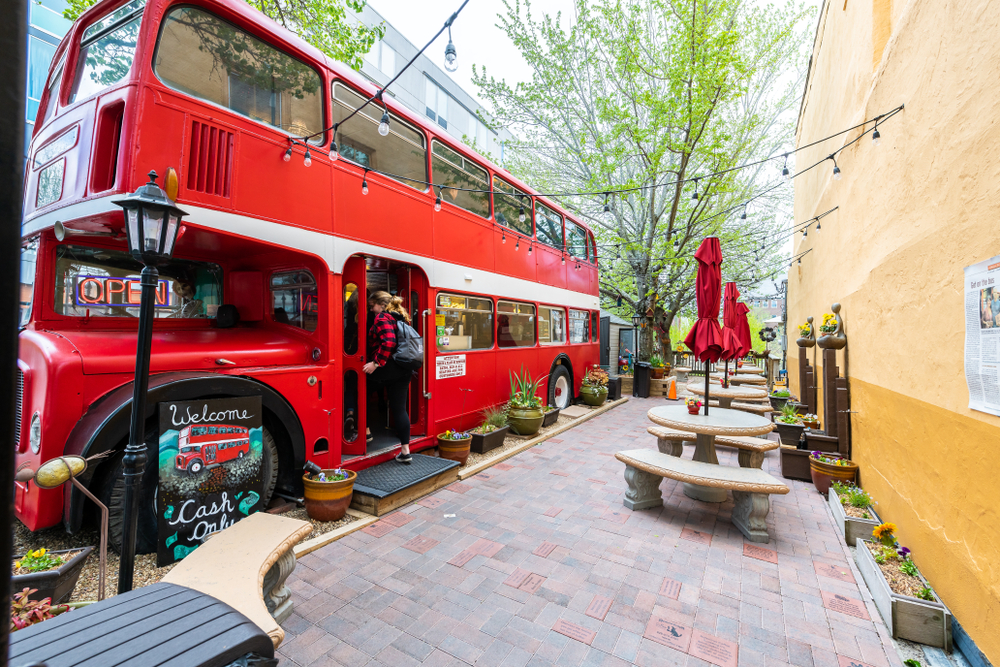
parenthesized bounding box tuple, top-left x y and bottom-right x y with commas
(791, 0, 1000, 659)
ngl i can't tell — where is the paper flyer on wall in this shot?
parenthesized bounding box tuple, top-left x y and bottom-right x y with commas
(964, 254, 1000, 417)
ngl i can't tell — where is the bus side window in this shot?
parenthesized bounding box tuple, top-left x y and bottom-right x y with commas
(271, 270, 318, 331)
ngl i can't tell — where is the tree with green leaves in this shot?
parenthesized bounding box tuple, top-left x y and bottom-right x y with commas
(64, 0, 383, 70)
(473, 0, 813, 357)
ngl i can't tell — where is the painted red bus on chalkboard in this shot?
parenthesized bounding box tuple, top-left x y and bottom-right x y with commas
(175, 424, 251, 474)
(15, 0, 600, 550)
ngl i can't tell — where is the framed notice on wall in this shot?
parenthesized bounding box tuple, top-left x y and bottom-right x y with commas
(156, 396, 265, 566)
(964, 254, 1000, 417)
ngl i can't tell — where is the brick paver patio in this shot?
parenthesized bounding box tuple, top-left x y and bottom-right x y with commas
(278, 397, 906, 667)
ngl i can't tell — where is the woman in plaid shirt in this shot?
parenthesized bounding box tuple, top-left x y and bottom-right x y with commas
(364, 291, 414, 464)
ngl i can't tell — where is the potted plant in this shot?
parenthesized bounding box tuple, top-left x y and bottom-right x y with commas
(796, 321, 815, 347)
(302, 467, 357, 521)
(774, 403, 806, 446)
(9, 587, 73, 631)
(829, 481, 882, 546)
(470, 405, 510, 454)
(685, 397, 702, 415)
(808, 451, 858, 494)
(649, 355, 666, 380)
(801, 413, 820, 430)
(769, 387, 792, 411)
(437, 429, 473, 465)
(855, 524, 952, 649)
(507, 366, 545, 435)
(541, 404, 560, 427)
(819, 312, 837, 338)
(12, 547, 94, 605)
(580, 366, 609, 406)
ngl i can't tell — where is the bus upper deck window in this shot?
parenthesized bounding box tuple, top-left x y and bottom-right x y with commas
(155, 7, 324, 141)
(70, 0, 145, 104)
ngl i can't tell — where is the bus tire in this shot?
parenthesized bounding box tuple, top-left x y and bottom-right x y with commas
(189, 460, 204, 474)
(100, 426, 280, 555)
(548, 365, 573, 409)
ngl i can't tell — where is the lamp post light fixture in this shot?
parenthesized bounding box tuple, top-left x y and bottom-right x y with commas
(631, 313, 643, 365)
(111, 171, 186, 593)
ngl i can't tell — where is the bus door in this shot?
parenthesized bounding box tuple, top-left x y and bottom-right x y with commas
(341, 255, 367, 457)
(394, 264, 428, 438)
(204, 445, 217, 464)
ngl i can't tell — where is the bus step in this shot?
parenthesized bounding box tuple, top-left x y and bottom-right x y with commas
(350, 454, 461, 516)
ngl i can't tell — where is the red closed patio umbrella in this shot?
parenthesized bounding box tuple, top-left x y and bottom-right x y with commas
(735, 301, 753, 358)
(720, 282, 742, 385)
(684, 237, 724, 413)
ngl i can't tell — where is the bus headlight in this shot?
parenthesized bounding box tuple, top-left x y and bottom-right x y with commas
(29, 413, 41, 454)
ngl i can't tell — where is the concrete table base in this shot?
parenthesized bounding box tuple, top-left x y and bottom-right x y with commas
(687, 433, 727, 502)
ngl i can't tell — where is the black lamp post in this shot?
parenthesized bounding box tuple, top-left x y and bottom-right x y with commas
(112, 171, 186, 593)
(631, 313, 642, 366)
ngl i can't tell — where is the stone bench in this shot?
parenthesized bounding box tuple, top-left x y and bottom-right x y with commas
(616, 448, 789, 542)
(647, 426, 778, 467)
(162, 511, 312, 648)
(706, 399, 772, 416)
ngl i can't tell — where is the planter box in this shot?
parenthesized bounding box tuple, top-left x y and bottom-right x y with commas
(774, 422, 806, 446)
(828, 488, 881, 546)
(13, 547, 93, 604)
(541, 409, 560, 427)
(855, 539, 952, 650)
(619, 376, 633, 396)
(769, 395, 791, 410)
(779, 447, 812, 481)
(471, 425, 509, 454)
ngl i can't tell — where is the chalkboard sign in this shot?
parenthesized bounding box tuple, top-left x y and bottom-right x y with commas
(157, 396, 264, 567)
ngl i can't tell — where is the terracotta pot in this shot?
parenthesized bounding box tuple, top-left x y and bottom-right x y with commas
(650, 368, 665, 380)
(580, 385, 608, 407)
(302, 469, 357, 522)
(802, 418, 820, 430)
(12, 546, 94, 604)
(507, 407, 544, 436)
(471, 426, 509, 454)
(541, 408, 560, 427)
(437, 436, 472, 465)
(687, 405, 700, 415)
(809, 457, 858, 495)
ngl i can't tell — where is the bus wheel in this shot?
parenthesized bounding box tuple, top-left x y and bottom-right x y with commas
(189, 460, 204, 474)
(548, 365, 573, 409)
(99, 425, 280, 555)
(237, 450, 245, 459)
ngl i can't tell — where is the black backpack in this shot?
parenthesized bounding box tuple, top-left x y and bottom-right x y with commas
(392, 319, 423, 371)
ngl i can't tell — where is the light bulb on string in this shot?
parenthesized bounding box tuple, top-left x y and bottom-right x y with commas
(802, 226, 808, 238)
(502, 230, 506, 244)
(673, 236, 679, 250)
(330, 139, 339, 162)
(740, 206, 747, 221)
(378, 111, 390, 137)
(528, 243, 533, 255)
(444, 26, 458, 72)
(603, 193, 611, 222)
(303, 148, 312, 167)
(691, 178, 699, 201)
(829, 154, 841, 180)
(561, 254, 565, 265)
(518, 197, 526, 224)
(781, 153, 790, 180)
(434, 191, 442, 212)
(515, 238, 520, 251)
(816, 220, 822, 232)
(283, 147, 292, 162)
(362, 179, 369, 196)
(872, 123, 881, 146)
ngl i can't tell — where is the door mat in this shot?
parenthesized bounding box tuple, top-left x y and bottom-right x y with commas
(353, 454, 460, 498)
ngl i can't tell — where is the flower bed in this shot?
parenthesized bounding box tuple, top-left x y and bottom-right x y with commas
(828, 482, 881, 546)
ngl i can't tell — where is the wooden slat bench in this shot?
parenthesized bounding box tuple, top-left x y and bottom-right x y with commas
(162, 511, 312, 648)
(647, 426, 778, 468)
(616, 448, 789, 542)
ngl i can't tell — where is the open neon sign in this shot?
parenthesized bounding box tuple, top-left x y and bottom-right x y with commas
(75, 275, 176, 308)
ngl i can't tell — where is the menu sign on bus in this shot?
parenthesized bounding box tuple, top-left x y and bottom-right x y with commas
(156, 395, 265, 566)
(75, 274, 176, 308)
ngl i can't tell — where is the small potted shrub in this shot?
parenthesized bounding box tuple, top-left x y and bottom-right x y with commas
(774, 403, 806, 446)
(649, 355, 666, 380)
(471, 405, 510, 454)
(580, 366, 609, 406)
(685, 397, 702, 415)
(818, 313, 837, 339)
(507, 366, 545, 435)
(302, 467, 357, 521)
(769, 387, 792, 411)
(829, 481, 881, 546)
(12, 547, 94, 605)
(855, 524, 952, 649)
(808, 451, 858, 494)
(437, 430, 473, 465)
(10, 587, 73, 631)
(541, 404, 560, 427)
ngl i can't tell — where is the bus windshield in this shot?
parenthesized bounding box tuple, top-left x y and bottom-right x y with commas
(70, 0, 145, 104)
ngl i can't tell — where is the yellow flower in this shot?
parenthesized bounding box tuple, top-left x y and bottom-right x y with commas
(37, 548, 45, 557)
(872, 522, 896, 539)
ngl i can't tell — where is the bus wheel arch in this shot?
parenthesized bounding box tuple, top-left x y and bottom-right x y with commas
(547, 355, 574, 409)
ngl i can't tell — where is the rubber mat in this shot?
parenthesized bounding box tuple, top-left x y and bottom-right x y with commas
(352, 454, 460, 499)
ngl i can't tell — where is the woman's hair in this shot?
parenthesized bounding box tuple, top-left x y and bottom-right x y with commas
(369, 290, 411, 323)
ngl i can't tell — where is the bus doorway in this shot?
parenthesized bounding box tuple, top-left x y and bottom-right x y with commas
(341, 255, 428, 461)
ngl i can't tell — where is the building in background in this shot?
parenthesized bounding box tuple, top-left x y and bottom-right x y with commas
(25, 0, 71, 155)
(744, 294, 785, 320)
(350, 5, 513, 165)
(791, 1, 1000, 662)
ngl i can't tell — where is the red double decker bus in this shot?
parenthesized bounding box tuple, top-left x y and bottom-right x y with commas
(17, 0, 600, 551)
(175, 424, 250, 474)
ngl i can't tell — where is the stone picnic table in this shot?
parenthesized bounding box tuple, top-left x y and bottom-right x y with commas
(646, 405, 773, 503)
(686, 382, 767, 408)
(712, 372, 767, 385)
(734, 365, 764, 374)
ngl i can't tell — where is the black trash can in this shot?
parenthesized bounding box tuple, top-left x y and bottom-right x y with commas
(607, 376, 621, 401)
(633, 361, 652, 398)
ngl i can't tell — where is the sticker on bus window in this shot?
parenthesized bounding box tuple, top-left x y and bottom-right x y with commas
(436, 314, 446, 326)
(156, 395, 264, 567)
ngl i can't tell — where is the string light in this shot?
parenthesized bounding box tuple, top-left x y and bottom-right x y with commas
(740, 206, 747, 221)
(603, 193, 611, 222)
(802, 226, 808, 238)
(830, 154, 841, 180)
(303, 148, 312, 168)
(561, 254, 565, 265)
(330, 137, 338, 162)
(502, 229, 506, 244)
(434, 190, 442, 211)
(283, 147, 292, 162)
(378, 111, 390, 137)
(444, 26, 458, 72)
(518, 196, 526, 224)
(816, 220, 821, 232)
(691, 178, 699, 201)
(872, 123, 881, 146)
(362, 170, 369, 195)
(528, 243, 533, 255)
(515, 238, 520, 251)
(781, 153, 790, 180)
(673, 236, 680, 250)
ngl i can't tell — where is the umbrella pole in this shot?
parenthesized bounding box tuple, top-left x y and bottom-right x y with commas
(704, 360, 710, 415)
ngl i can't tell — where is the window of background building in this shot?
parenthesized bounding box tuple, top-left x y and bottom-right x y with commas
(569, 309, 589, 343)
(333, 83, 427, 191)
(493, 177, 532, 237)
(425, 77, 449, 130)
(27, 37, 57, 122)
(538, 306, 566, 345)
(155, 6, 323, 139)
(535, 202, 563, 250)
(272, 270, 318, 331)
(771, 300, 777, 308)
(497, 300, 535, 348)
(431, 140, 490, 218)
(436, 293, 493, 352)
(566, 221, 588, 259)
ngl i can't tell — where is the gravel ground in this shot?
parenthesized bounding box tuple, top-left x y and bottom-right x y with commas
(282, 507, 358, 540)
(864, 541, 925, 598)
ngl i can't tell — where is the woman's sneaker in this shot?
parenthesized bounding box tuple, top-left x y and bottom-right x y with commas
(395, 452, 412, 465)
